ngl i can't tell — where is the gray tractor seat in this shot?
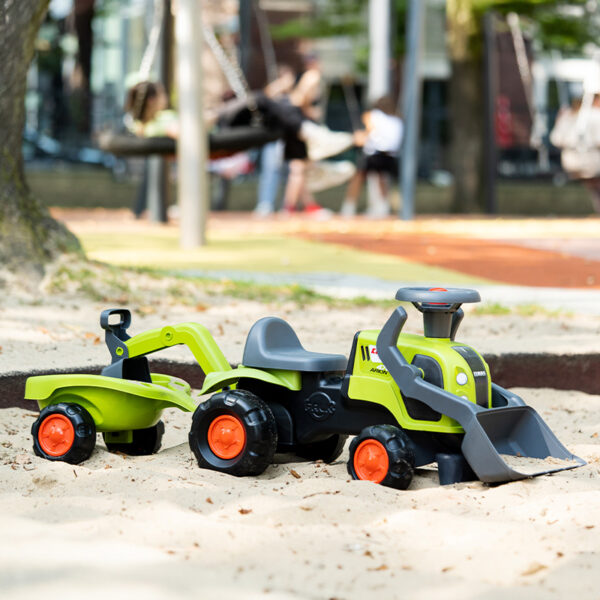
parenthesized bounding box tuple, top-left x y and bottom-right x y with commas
(242, 317, 348, 373)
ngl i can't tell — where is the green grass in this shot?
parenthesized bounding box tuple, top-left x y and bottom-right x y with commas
(45, 260, 574, 315)
(472, 302, 571, 318)
(514, 304, 572, 318)
(45, 259, 400, 309)
(472, 302, 513, 316)
(78, 228, 491, 286)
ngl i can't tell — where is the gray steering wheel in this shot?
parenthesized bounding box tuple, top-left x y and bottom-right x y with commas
(395, 287, 480, 311)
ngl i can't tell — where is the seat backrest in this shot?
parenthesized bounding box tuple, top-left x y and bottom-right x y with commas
(243, 317, 304, 367)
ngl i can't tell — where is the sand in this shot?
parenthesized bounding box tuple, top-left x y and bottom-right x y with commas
(2, 269, 600, 598)
(1, 387, 599, 600)
(500, 454, 581, 475)
(2, 290, 600, 376)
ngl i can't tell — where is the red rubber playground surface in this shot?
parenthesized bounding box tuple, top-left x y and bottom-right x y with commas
(300, 228, 600, 288)
(257, 215, 600, 289)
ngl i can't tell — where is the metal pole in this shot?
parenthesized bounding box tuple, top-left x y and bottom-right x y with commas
(176, 0, 208, 247)
(147, 155, 168, 223)
(368, 0, 392, 103)
(483, 11, 497, 214)
(146, 0, 170, 223)
(400, 0, 424, 221)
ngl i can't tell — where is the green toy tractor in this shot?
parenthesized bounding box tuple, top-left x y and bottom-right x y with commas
(96, 287, 584, 488)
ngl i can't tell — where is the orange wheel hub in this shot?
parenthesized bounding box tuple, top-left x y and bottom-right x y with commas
(353, 439, 389, 483)
(38, 414, 75, 457)
(207, 414, 246, 460)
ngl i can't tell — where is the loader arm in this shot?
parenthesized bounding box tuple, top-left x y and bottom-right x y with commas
(125, 323, 232, 376)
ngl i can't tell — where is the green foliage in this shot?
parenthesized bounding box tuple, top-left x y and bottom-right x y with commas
(273, 0, 598, 60)
(270, 0, 366, 40)
(270, 0, 365, 40)
(270, 0, 408, 74)
(473, 0, 600, 52)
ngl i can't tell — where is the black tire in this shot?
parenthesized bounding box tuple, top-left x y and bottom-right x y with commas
(103, 421, 165, 456)
(347, 424, 415, 490)
(189, 389, 277, 477)
(295, 434, 348, 463)
(32, 403, 96, 464)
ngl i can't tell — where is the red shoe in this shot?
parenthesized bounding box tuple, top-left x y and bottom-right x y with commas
(304, 203, 333, 219)
(304, 203, 323, 214)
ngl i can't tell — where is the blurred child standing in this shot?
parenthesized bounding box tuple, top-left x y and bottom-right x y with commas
(341, 96, 403, 217)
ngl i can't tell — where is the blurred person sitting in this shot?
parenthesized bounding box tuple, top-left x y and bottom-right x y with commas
(123, 81, 178, 218)
(125, 81, 178, 138)
(340, 96, 403, 218)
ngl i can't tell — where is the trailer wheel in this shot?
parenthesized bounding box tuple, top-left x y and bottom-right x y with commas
(347, 425, 415, 490)
(295, 434, 348, 463)
(32, 403, 96, 464)
(189, 389, 277, 476)
(103, 421, 165, 456)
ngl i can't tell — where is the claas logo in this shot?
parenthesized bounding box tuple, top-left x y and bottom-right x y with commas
(360, 345, 382, 364)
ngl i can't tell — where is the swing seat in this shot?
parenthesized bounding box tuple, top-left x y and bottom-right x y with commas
(98, 127, 282, 159)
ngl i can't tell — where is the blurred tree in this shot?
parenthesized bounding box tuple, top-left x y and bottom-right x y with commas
(0, 0, 81, 280)
(448, 0, 600, 212)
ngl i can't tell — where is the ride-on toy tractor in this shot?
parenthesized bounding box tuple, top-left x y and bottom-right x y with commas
(89, 287, 584, 488)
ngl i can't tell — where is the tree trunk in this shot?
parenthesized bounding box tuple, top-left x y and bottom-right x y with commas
(449, 58, 484, 212)
(0, 0, 81, 280)
(72, 0, 95, 135)
(446, 0, 484, 213)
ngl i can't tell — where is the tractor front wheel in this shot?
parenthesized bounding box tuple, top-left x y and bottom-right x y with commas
(103, 421, 165, 456)
(189, 389, 277, 477)
(347, 425, 415, 490)
(32, 403, 96, 464)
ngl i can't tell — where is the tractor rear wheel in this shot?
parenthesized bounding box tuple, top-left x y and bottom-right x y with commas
(189, 389, 277, 476)
(32, 403, 96, 464)
(295, 434, 348, 463)
(347, 425, 415, 490)
(103, 421, 165, 456)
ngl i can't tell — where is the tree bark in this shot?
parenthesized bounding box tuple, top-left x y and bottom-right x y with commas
(449, 58, 484, 212)
(72, 0, 95, 135)
(0, 0, 81, 279)
(446, 0, 484, 213)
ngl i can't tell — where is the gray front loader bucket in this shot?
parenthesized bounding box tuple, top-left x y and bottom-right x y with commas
(377, 306, 586, 484)
(462, 405, 585, 483)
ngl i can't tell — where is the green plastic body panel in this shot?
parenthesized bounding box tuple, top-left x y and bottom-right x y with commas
(25, 373, 196, 432)
(200, 367, 302, 396)
(125, 322, 231, 375)
(347, 330, 491, 434)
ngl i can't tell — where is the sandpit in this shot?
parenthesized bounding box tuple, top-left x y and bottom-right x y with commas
(1, 387, 599, 600)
